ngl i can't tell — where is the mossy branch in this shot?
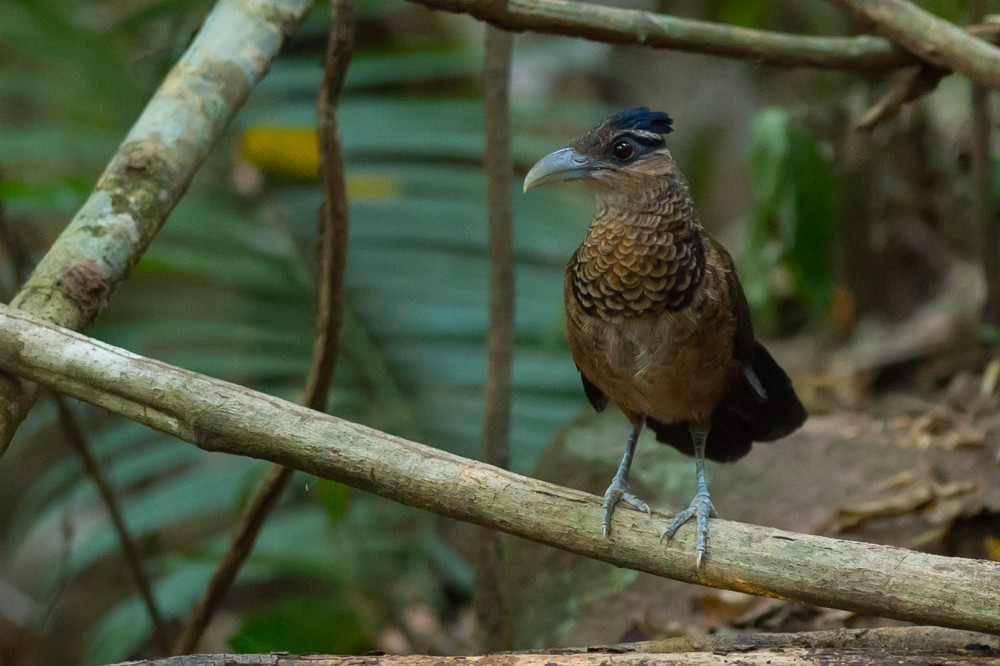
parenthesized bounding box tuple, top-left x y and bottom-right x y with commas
(0, 0, 314, 456)
(0, 305, 997, 635)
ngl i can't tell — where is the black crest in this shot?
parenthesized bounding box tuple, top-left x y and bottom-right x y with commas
(605, 107, 674, 135)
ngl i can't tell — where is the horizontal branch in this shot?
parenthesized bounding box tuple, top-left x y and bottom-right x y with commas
(829, 0, 1000, 90)
(0, 0, 314, 455)
(114, 647, 1000, 666)
(0, 304, 998, 634)
(405, 0, 915, 70)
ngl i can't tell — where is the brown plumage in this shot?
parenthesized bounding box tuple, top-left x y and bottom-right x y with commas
(524, 107, 806, 566)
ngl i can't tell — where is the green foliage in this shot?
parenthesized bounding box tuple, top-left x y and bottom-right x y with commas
(743, 107, 838, 330)
(229, 597, 370, 654)
(0, 1, 593, 662)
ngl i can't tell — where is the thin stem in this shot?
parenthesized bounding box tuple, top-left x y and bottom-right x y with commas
(54, 395, 170, 652)
(474, 24, 515, 653)
(969, 0, 1000, 327)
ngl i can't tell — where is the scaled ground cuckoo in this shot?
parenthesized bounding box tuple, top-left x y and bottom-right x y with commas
(523, 108, 806, 566)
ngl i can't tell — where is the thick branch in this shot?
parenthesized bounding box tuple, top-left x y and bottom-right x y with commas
(172, 0, 356, 653)
(405, 0, 914, 70)
(0, 0, 314, 456)
(829, 0, 1000, 90)
(109, 640, 1000, 666)
(0, 306, 998, 634)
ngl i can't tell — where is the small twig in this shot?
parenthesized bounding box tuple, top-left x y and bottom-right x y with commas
(474, 25, 515, 653)
(54, 395, 171, 652)
(856, 65, 947, 131)
(828, 0, 1000, 91)
(171, 0, 356, 654)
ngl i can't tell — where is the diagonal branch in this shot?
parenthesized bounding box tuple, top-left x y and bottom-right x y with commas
(0, 0, 314, 457)
(828, 0, 1000, 91)
(0, 305, 997, 635)
(171, 0, 356, 654)
(53, 395, 171, 653)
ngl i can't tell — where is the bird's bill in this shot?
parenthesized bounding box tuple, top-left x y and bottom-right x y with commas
(523, 147, 595, 192)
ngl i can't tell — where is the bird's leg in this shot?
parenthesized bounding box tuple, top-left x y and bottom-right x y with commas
(601, 423, 651, 538)
(660, 426, 717, 567)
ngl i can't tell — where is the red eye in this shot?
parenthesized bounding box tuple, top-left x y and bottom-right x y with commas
(612, 139, 635, 161)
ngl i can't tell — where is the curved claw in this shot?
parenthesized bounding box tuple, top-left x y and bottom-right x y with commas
(659, 493, 717, 567)
(601, 482, 651, 538)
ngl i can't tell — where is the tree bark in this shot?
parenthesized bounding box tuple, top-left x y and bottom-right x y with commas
(0, 0, 314, 456)
(0, 305, 998, 635)
(475, 24, 515, 654)
(828, 0, 1000, 90)
(110, 646, 1000, 666)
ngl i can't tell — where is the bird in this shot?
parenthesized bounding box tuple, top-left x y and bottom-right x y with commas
(522, 107, 806, 566)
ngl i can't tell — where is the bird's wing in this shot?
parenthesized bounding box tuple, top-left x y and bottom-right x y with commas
(578, 368, 609, 412)
(716, 241, 767, 403)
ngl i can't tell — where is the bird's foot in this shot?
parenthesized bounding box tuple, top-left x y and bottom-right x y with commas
(601, 476, 650, 538)
(659, 492, 717, 567)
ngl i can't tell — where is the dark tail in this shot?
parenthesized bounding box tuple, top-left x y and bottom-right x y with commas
(646, 342, 806, 462)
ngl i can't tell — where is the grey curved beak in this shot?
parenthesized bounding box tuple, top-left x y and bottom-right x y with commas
(523, 147, 595, 192)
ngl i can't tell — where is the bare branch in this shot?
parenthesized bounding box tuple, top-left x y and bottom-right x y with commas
(100, 627, 1000, 666)
(172, 0, 356, 653)
(0, 305, 998, 635)
(305, 0, 354, 410)
(475, 25, 515, 653)
(856, 65, 947, 131)
(404, 0, 914, 70)
(828, 0, 1000, 90)
(0, 0, 314, 456)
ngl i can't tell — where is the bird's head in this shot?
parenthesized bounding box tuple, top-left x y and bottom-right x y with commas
(523, 107, 676, 199)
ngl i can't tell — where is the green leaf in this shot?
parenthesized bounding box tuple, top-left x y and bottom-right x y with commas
(315, 479, 350, 522)
(786, 129, 837, 315)
(229, 596, 369, 654)
(743, 107, 837, 323)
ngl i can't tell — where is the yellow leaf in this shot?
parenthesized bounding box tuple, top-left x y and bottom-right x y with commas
(241, 126, 320, 180)
(238, 126, 403, 199)
(986, 535, 1000, 561)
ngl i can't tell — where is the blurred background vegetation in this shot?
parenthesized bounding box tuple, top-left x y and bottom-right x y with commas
(0, 0, 996, 664)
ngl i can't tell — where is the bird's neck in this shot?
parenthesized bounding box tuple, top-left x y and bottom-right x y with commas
(571, 180, 706, 320)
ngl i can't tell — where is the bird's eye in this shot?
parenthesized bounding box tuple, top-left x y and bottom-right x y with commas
(611, 139, 635, 161)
